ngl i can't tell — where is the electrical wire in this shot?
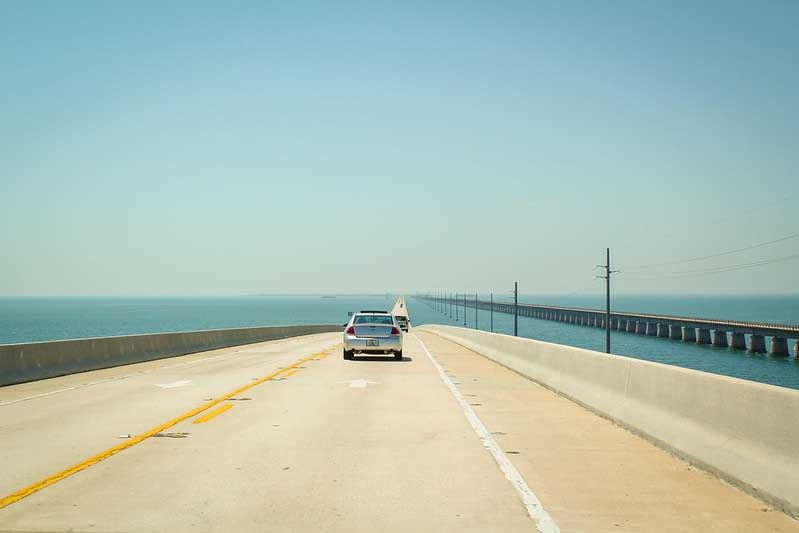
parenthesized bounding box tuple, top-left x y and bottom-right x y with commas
(624, 232, 799, 271)
(622, 253, 799, 280)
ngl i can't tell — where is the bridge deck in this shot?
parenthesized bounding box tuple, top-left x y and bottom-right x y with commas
(1, 330, 796, 531)
(389, 295, 409, 318)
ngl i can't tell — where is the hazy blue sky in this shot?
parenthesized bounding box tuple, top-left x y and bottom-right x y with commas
(2, 1, 797, 296)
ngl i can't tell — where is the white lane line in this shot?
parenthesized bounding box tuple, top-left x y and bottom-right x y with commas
(413, 333, 560, 533)
(0, 375, 135, 407)
(0, 339, 334, 407)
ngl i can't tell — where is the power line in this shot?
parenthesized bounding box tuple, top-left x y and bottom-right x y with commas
(624, 232, 799, 271)
(623, 253, 799, 280)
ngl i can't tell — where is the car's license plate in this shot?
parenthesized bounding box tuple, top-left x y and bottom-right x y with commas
(366, 339, 379, 346)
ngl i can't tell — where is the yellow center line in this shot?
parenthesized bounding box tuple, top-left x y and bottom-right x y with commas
(192, 403, 234, 424)
(0, 343, 340, 510)
(280, 369, 299, 378)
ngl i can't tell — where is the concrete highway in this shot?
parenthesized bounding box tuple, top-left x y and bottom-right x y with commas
(1, 327, 798, 531)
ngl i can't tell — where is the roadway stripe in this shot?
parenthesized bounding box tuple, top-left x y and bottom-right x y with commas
(413, 333, 560, 533)
(0, 335, 334, 407)
(192, 403, 234, 424)
(0, 344, 338, 510)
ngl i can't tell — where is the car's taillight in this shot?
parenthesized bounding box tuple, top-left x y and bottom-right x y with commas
(345, 326, 355, 335)
(390, 326, 400, 335)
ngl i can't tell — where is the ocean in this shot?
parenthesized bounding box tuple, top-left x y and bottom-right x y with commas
(1, 294, 798, 390)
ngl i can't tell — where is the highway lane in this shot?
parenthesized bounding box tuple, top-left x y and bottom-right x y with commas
(2, 327, 798, 532)
(0, 331, 539, 532)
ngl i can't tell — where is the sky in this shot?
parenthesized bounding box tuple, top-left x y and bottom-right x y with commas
(1, 0, 797, 296)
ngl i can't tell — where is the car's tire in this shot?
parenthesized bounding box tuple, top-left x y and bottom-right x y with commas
(343, 349, 353, 360)
(394, 350, 403, 361)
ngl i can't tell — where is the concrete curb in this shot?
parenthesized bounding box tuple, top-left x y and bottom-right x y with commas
(416, 325, 799, 519)
(0, 324, 341, 387)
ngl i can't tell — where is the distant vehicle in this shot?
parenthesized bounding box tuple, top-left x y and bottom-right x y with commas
(343, 312, 403, 360)
(394, 315, 409, 332)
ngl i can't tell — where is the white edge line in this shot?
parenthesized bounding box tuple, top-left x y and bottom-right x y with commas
(413, 333, 560, 533)
(0, 340, 333, 407)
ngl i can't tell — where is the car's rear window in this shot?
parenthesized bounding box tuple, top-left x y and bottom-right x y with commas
(354, 315, 394, 325)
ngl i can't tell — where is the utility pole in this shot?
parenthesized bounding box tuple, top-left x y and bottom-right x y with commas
(463, 292, 467, 326)
(513, 282, 518, 337)
(596, 248, 620, 354)
(474, 293, 478, 330)
(490, 292, 494, 332)
(455, 293, 458, 321)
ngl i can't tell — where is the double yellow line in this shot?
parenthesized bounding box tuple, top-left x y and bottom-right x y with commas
(0, 345, 338, 510)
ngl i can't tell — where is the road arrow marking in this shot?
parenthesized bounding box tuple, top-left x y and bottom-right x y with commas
(155, 380, 193, 389)
(339, 379, 380, 388)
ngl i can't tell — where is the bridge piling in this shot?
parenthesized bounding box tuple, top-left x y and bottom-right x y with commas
(669, 325, 682, 340)
(657, 324, 670, 338)
(730, 332, 747, 350)
(617, 318, 626, 331)
(646, 323, 658, 336)
(748, 334, 767, 353)
(770, 337, 789, 357)
(712, 330, 729, 348)
(636, 321, 646, 335)
(628, 320, 638, 333)
(697, 328, 711, 344)
(683, 327, 696, 343)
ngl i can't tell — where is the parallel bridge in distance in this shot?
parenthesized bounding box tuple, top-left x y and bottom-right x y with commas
(417, 295, 799, 357)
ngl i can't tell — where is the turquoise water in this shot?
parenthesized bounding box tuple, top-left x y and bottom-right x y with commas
(1, 294, 798, 391)
(406, 295, 799, 391)
(0, 295, 393, 344)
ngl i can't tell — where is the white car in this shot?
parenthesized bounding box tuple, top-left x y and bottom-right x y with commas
(343, 311, 403, 360)
(395, 315, 409, 332)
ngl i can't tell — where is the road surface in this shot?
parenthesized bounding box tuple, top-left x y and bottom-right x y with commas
(1, 328, 797, 532)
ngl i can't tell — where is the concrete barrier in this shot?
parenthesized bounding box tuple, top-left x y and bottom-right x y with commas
(0, 324, 341, 387)
(416, 325, 799, 518)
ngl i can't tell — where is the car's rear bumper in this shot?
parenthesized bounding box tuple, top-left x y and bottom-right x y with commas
(343, 334, 402, 352)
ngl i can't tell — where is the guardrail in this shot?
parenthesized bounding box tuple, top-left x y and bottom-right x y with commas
(0, 324, 341, 387)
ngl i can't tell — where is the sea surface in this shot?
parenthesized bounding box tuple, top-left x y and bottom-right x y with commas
(1, 294, 798, 390)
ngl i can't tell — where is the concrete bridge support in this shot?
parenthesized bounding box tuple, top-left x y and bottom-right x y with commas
(628, 320, 638, 333)
(617, 319, 626, 331)
(646, 323, 658, 336)
(635, 321, 646, 335)
(597, 318, 604, 328)
(770, 337, 789, 357)
(669, 325, 682, 340)
(712, 330, 729, 348)
(683, 327, 696, 343)
(696, 328, 711, 344)
(748, 334, 766, 353)
(656, 324, 670, 338)
(730, 332, 747, 351)
(795, 340, 799, 358)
